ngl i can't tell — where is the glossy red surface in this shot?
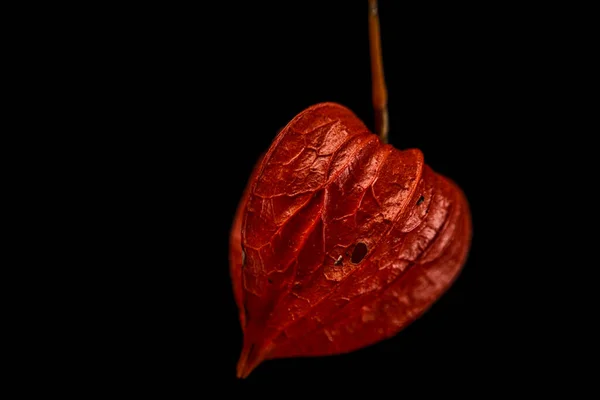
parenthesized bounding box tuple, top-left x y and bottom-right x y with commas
(229, 102, 472, 378)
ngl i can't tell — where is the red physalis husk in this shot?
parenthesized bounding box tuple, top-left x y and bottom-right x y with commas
(229, 102, 472, 378)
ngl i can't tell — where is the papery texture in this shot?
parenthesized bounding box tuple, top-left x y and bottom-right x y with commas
(229, 102, 472, 378)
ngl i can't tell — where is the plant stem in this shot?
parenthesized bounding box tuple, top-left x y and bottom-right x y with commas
(368, 0, 389, 143)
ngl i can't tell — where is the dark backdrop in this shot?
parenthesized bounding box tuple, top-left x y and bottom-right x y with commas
(105, 0, 553, 395)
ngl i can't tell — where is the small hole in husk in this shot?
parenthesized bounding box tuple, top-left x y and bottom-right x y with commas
(417, 195, 425, 205)
(268, 278, 273, 284)
(351, 242, 368, 264)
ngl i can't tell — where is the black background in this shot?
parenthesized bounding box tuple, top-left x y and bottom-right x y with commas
(99, 0, 563, 395)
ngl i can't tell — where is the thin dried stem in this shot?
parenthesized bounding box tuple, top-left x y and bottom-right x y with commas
(368, 0, 389, 143)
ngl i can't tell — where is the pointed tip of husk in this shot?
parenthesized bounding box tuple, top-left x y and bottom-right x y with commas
(236, 341, 268, 379)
